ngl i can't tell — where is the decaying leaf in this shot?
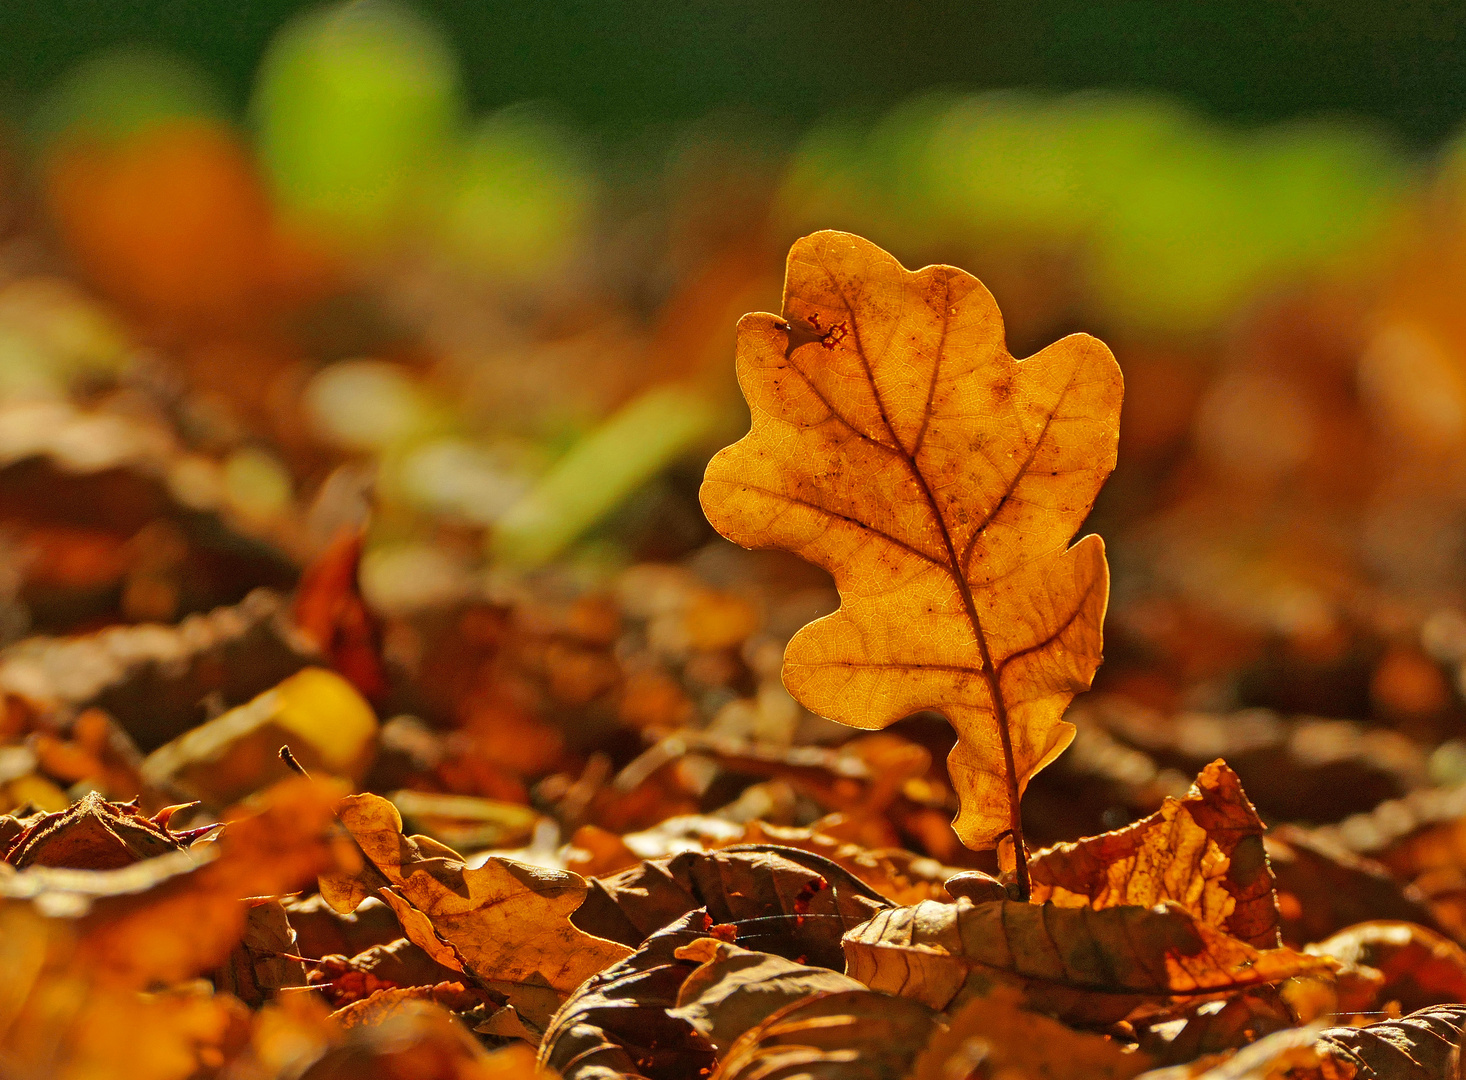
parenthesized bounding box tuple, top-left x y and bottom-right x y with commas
(910, 985, 1153, 1080)
(710, 988, 939, 1080)
(0, 587, 311, 750)
(2, 790, 192, 869)
(667, 937, 865, 1052)
(1029, 759, 1280, 947)
(1315, 1004, 1466, 1080)
(571, 846, 890, 966)
(1307, 921, 1466, 1015)
(319, 792, 631, 1025)
(699, 230, 1123, 868)
(537, 911, 720, 1080)
(842, 896, 1335, 1025)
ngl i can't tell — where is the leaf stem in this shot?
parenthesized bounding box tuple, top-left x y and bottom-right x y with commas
(983, 671, 1030, 900)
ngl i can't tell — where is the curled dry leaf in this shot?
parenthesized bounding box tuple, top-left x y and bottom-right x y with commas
(910, 985, 1153, 1080)
(1308, 921, 1466, 1015)
(291, 526, 389, 703)
(299, 998, 544, 1080)
(571, 846, 890, 967)
(1029, 759, 1281, 947)
(538, 911, 720, 1080)
(842, 896, 1336, 1025)
(318, 792, 632, 1026)
(329, 982, 484, 1029)
(1315, 1005, 1466, 1080)
(710, 988, 938, 1080)
(2, 789, 190, 869)
(667, 937, 865, 1052)
(699, 230, 1123, 868)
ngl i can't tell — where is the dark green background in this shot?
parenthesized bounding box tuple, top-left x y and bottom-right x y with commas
(2, 1, 1462, 144)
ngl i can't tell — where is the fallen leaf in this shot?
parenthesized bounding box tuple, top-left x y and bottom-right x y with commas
(699, 230, 1123, 863)
(1265, 826, 1442, 948)
(75, 776, 347, 987)
(570, 846, 890, 967)
(0, 587, 311, 751)
(291, 527, 389, 702)
(1028, 760, 1281, 947)
(910, 985, 1153, 1080)
(711, 988, 938, 1080)
(842, 896, 1336, 1025)
(667, 937, 865, 1051)
(1315, 1005, 1466, 1080)
(318, 792, 631, 1025)
(213, 897, 308, 1007)
(329, 983, 484, 1029)
(297, 998, 539, 1080)
(141, 666, 379, 806)
(537, 911, 719, 1080)
(3, 790, 190, 869)
(1308, 921, 1466, 1015)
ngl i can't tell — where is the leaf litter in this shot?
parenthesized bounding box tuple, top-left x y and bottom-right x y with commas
(6, 227, 1466, 1080)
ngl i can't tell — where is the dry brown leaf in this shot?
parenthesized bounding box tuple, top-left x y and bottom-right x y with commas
(909, 985, 1153, 1080)
(537, 911, 720, 1080)
(329, 983, 484, 1029)
(298, 998, 544, 1080)
(710, 988, 938, 1080)
(1307, 921, 1466, 1015)
(571, 846, 890, 967)
(1029, 760, 1281, 947)
(667, 937, 865, 1052)
(1315, 1005, 1466, 1080)
(1265, 826, 1441, 948)
(842, 896, 1336, 1025)
(2, 790, 190, 869)
(213, 897, 307, 1007)
(318, 792, 631, 1025)
(699, 230, 1123, 866)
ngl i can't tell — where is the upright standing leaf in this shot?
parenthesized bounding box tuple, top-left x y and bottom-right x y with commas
(700, 230, 1122, 859)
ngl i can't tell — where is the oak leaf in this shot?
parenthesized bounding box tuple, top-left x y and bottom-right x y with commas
(699, 230, 1123, 856)
(318, 792, 632, 1025)
(841, 896, 1336, 1025)
(1028, 760, 1281, 947)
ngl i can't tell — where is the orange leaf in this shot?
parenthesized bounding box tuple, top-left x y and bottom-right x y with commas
(1029, 760, 1281, 947)
(699, 230, 1122, 857)
(842, 896, 1336, 1025)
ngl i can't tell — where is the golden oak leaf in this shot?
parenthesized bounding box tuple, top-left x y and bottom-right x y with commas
(699, 230, 1122, 855)
(318, 793, 631, 1025)
(1029, 760, 1281, 947)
